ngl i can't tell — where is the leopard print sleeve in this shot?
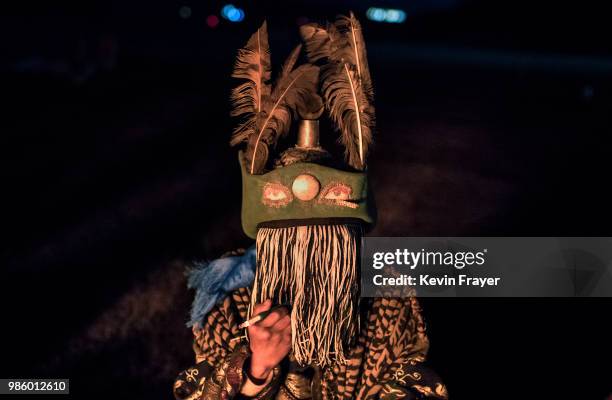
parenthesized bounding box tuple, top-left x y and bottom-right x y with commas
(174, 288, 283, 400)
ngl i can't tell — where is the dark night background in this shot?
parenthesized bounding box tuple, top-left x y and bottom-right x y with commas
(1, 0, 611, 399)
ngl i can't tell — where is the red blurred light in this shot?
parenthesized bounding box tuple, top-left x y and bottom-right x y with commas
(206, 15, 220, 28)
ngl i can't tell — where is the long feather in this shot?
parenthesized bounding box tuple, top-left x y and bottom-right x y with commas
(229, 21, 271, 146)
(321, 62, 374, 169)
(230, 24, 320, 173)
(337, 12, 374, 101)
(300, 14, 375, 170)
(247, 63, 319, 173)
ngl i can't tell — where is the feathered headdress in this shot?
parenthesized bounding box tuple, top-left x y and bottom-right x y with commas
(229, 15, 376, 240)
(230, 21, 320, 174)
(300, 12, 375, 170)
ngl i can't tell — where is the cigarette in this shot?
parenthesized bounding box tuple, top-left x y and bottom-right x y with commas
(238, 304, 289, 329)
(230, 335, 247, 342)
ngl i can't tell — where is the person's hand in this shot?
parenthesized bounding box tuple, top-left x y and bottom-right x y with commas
(247, 299, 292, 379)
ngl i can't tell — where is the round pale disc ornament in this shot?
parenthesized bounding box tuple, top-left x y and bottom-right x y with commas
(292, 174, 320, 201)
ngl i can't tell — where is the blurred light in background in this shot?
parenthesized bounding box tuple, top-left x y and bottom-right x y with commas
(206, 14, 220, 28)
(178, 6, 192, 19)
(221, 4, 245, 22)
(582, 85, 594, 101)
(366, 7, 407, 23)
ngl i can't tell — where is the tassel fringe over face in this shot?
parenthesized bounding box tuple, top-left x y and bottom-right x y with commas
(251, 224, 361, 368)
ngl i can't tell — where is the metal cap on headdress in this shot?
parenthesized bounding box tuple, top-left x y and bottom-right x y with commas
(296, 119, 319, 148)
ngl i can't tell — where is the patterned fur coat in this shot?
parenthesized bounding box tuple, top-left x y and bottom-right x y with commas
(174, 283, 448, 400)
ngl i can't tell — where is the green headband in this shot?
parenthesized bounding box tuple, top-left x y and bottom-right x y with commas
(240, 152, 375, 239)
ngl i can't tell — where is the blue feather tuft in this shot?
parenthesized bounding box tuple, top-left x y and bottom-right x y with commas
(187, 245, 256, 327)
